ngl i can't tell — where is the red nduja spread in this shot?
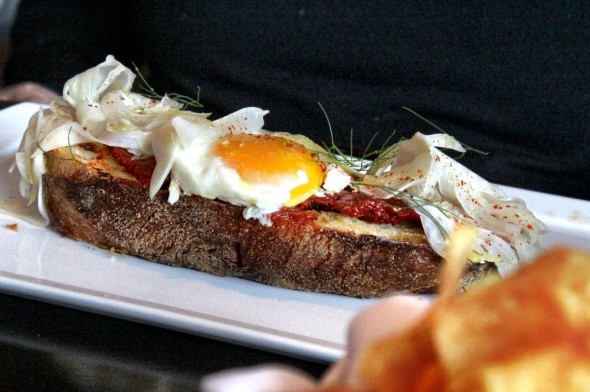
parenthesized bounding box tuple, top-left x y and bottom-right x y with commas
(293, 191, 420, 226)
(110, 147, 157, 185)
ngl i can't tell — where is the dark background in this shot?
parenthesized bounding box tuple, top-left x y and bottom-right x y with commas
(4, 1, 590, 200)
(0, 292, 328, 391)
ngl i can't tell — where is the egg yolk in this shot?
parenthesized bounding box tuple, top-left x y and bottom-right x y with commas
(212, 134, 325, 206)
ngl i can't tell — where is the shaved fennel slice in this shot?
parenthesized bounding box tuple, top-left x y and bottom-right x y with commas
(63, 55, 135, 133)
(172, 116, 219, 150)
(13, 112, 92, 223)
(362, 132, 545, 275)
(14, 106, 80, 202)
(63, 55, 135, 109)
(77, 90, 208, 154)
(13, 109, 45, 203)
(150, 123, 180, 199)
(62, 55, 206, 137)
(211, 107, 269, 135)
(12, 105, 163, 222)
(418, 202, 520, 274)
(101, 91, 207, 134)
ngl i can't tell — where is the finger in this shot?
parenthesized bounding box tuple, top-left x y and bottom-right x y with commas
(0, 82, 58, 104)
(324, 295, 432, 385)
(200, 364, 316, 392)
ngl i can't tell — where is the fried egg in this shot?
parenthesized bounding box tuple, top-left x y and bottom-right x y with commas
(150, 108, 350, 224)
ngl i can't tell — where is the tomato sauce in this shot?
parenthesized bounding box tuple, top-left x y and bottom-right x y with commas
(109, 147, 157, 186)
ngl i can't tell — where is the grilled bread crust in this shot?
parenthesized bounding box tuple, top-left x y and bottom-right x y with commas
(42, 144, 494, 297)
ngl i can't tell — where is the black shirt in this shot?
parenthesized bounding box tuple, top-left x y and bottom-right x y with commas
(6, 1, 590, 199)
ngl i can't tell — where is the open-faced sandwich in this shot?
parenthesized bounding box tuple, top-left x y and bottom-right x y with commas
(10, 56, 546, 297)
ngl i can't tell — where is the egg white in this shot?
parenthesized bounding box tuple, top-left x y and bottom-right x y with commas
(150, 108, 350, 224)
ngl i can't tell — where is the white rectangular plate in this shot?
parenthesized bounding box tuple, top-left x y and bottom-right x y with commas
(1, 103, 589, 363)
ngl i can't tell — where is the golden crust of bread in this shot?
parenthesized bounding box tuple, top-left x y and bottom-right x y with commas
(41, 144, 494, 297)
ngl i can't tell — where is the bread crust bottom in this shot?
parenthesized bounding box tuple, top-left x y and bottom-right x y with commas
(42, 146, 492, 297)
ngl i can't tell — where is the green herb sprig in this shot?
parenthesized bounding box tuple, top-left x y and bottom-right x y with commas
(37, 126, 83, 164)
(402, 107, 488, 157)
(315, 103, 485, 239)
(316, 102, 401, 173)
(132, 63, 203, 109)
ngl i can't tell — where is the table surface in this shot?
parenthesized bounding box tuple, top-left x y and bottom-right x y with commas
(0, 292, 329, 391)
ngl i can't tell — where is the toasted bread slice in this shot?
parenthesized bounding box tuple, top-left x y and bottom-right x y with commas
(42, 143, 494, 297)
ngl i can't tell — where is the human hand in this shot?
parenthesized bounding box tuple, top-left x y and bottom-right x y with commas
(199, 295, 432, 391)
(0, 82, 58, 104)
